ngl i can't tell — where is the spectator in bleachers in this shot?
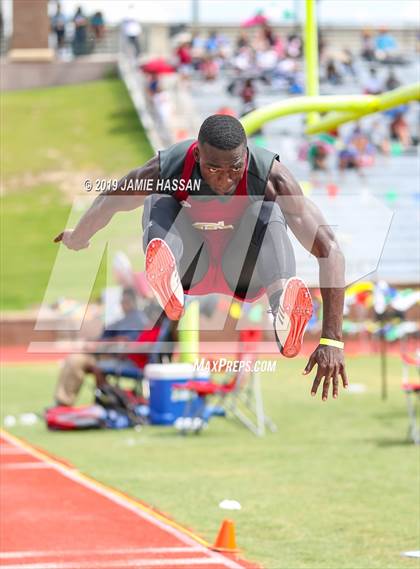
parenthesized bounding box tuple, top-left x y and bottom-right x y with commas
(256, 45, 278, 82)
(232, 45, 255, 74)
(342, 49, 356, 78)
(239, 78, 256, 116)
(176, 41, 193, 78)
(361, 30, 375, 61)
(200, 56, 219, 81)
(326, 59, 342, 85)
(286, 33, 303, 59)
(339, 126, 375, 173)
(191, 32, 205, 68)
(385, 68, 400, 91)
(308, 141, 329, 172)
(390, 112, 412, 148)
(363, 68, 383, 95)
(205, 30, 220, 55)
(262, 23, 277, 48)
(236, 30, 250, 50)
(375, 28, 398, 62)
(370, 119, 391, 155)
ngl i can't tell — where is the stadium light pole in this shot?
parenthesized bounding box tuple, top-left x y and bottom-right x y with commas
(191, 0, 199, 27)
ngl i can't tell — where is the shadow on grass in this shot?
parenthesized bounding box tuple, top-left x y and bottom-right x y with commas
(375, 437, 414, 447)
(107, 109, 143, 136)
(105, 78, 154, 156)
(373, 410, 409, 421)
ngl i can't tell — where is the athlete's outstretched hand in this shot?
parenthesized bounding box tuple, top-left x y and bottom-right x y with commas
(54, 230, 90, 251)
(302, 345, 348, 401)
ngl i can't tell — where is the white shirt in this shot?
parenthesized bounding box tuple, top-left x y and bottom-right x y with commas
(124, 19, 141, 38)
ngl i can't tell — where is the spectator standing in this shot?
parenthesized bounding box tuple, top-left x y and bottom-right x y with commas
(151, 85, 174, 141)
(72, 6, 88, 56)
(51, 3, 66, 50)
(146, 73, 160, 97)
(91, 11, 105, 41)
(123, 15, 142, 57)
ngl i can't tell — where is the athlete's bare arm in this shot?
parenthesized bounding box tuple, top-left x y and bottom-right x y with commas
(54, 156, 159, 250)
(267, 160, 348, 400)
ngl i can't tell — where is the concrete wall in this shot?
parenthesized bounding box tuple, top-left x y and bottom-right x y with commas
(11, 0, 49, 50)
(0, 57, 117, 91)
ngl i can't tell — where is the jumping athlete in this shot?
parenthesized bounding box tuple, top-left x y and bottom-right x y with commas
(55, 115, 348, 401)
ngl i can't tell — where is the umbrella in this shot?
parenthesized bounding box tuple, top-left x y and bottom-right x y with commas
(140, 58, 177, 75)
(241, 13, 268, 28)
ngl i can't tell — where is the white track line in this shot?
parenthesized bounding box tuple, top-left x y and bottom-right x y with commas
(0, 548, 201, 559)
(0, 558, 224, 569)
(0, 432, 244, 569)
(0, 447, 27, 455)
(1, 462, 53, 470)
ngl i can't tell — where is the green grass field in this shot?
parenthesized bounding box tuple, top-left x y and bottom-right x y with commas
(1, 355, 419, 569)
(1, 79, 153, 309)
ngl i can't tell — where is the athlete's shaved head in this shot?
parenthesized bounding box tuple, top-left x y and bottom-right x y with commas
(198, 115, 247, 151)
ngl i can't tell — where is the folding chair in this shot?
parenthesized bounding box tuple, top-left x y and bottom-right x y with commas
(401, 351, 420, 444)
(219, 359, 278, 436)
(174, 330, 278, 436)
(97, 318, 173, 396)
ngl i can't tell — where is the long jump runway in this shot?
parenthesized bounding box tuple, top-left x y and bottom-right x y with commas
(0, 431, 254, 569)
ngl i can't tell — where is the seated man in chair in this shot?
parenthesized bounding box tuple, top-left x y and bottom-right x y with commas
(53, 287, 148, 407)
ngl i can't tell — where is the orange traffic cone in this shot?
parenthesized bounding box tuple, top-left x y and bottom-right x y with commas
(211, 519, 239, 553)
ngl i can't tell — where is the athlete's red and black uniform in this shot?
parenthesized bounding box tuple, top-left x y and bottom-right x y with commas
(143, 139, 296, 300)
(143, 140, 313, 357)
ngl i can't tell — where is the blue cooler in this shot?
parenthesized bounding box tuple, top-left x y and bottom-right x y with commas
(145, 363, 195, 425)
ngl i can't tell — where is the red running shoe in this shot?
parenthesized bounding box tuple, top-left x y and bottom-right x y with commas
(273, 277, 313, 358)
(145, 238, 184, 321)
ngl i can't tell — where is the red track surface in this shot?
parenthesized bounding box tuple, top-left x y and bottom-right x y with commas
(0, 432, 257, 569)
(1, 339, 416, 365)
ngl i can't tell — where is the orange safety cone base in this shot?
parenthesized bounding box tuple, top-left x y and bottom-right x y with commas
(210, 545, 240, 553)
(211, 519, 239, 553)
